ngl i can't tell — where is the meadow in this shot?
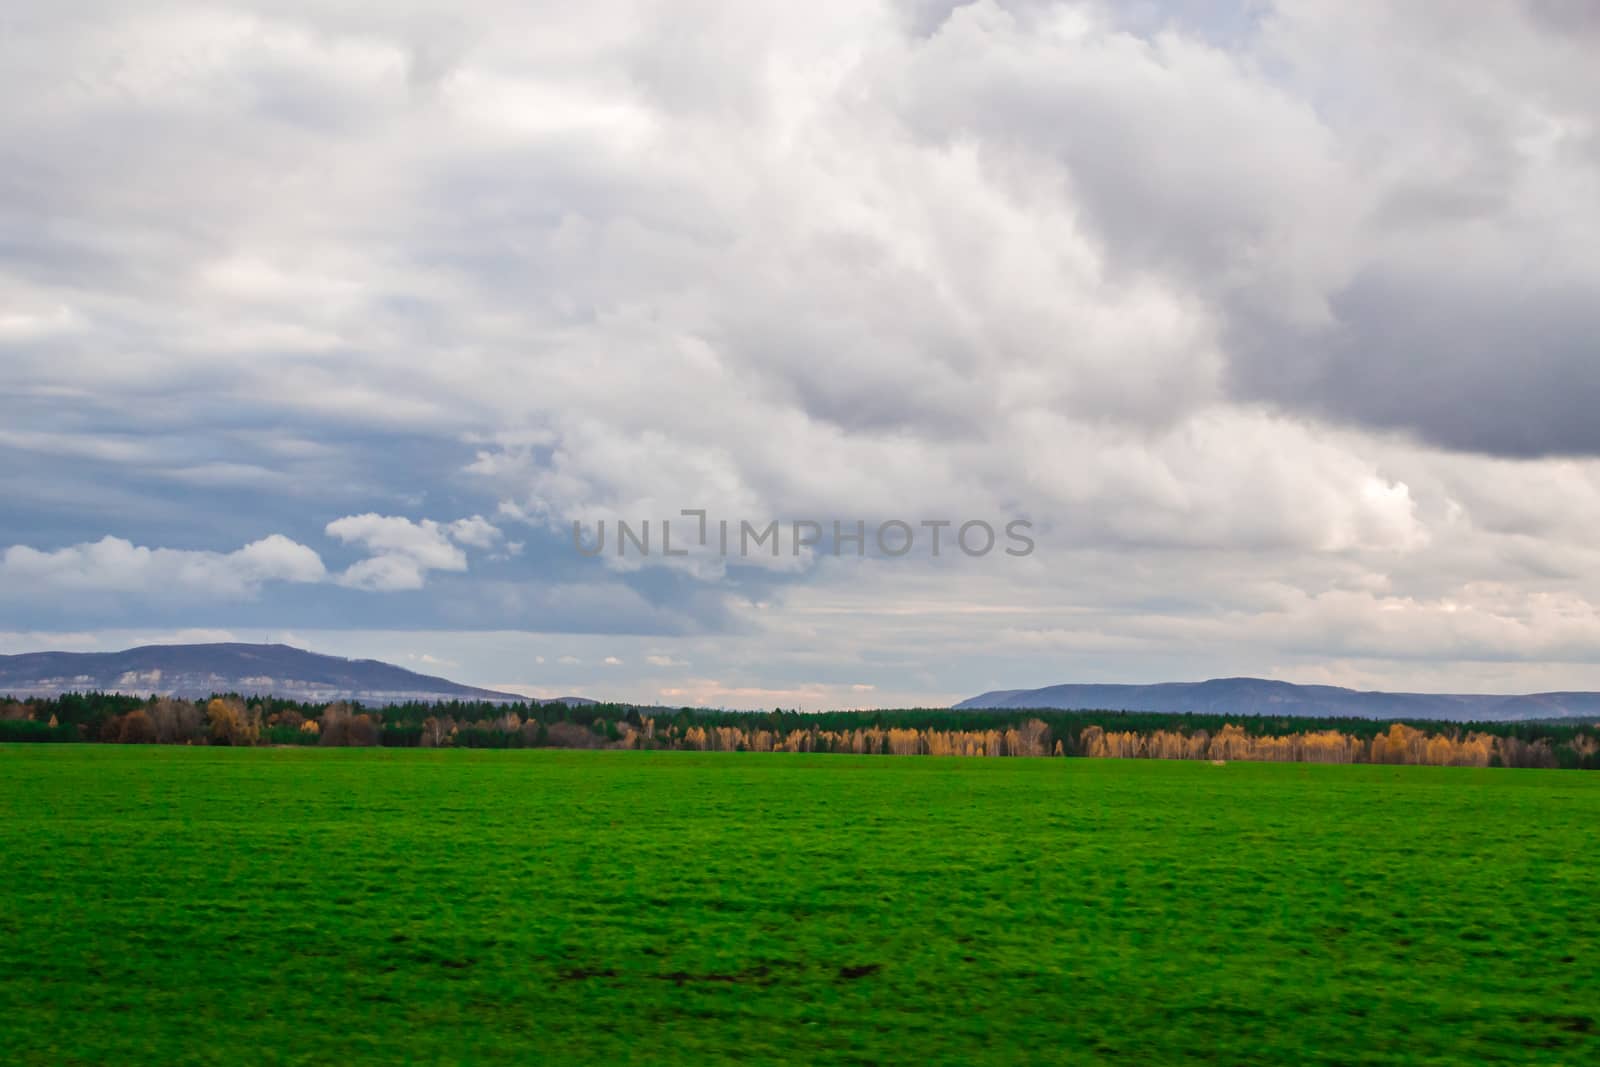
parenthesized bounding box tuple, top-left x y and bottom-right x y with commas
(1, 746, 1596, 1065)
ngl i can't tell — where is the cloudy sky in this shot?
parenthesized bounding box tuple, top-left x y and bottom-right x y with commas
(3, 0, 1599, 707)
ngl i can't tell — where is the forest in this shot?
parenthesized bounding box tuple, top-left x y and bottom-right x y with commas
(3, 691, 1597, 769)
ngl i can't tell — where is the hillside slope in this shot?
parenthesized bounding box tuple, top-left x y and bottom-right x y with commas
(0, 643, 526, 704)
(954, 677, 1600, 721)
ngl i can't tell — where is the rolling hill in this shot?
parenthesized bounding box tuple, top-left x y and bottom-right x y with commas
(953, 677, 1600, 721)
(0, 643, 549, 705)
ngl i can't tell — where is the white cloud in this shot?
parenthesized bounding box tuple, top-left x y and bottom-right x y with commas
(155, 462, 294, 490)
(325, 512, 503, 590)
(447, 515, 503, 549)
(0, 534, 324, 598)
(335, 553, 435, 593)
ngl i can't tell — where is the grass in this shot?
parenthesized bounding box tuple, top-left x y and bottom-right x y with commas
(1, 746, 1596, 1065)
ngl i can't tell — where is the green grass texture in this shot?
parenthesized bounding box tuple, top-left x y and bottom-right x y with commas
(2, 745, 1596, 1064)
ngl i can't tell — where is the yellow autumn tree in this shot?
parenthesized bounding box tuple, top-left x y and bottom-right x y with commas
(206, 697, 257, 746)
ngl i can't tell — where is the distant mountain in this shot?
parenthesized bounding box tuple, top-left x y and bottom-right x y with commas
(953, 677, 1600, 722)
(0, 643, 544, 705)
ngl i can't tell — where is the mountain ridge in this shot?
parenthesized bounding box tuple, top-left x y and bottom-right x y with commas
(0, 642, 548, 705)
(953, 677, 1600, 721)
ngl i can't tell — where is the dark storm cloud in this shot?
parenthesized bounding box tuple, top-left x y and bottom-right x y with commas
(1230, 268, 1600, 458)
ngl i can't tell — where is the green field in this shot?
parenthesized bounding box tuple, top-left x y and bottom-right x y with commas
(2, 747, 1596, 1064)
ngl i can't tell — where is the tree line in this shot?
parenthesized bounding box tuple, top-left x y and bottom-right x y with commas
(2, 692, 1597, 769)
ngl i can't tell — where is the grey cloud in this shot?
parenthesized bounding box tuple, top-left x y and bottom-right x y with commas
(1239, 268, 1600, 457)
(8, 0, 1600, 699)
(881, 1, 1600, 456)
(1525, 0, 1600, 35)
(5, 1, 1596, 462)
(896, 0, 980, 37)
